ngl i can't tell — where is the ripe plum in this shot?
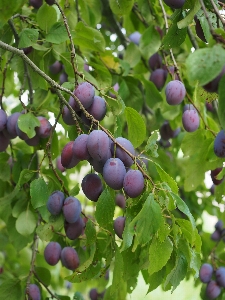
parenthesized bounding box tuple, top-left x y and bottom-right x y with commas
(103, 158, 126, 190)
(63, 196, 81, 223)
(123, 169, 144, 198)
(165, 80, 186, 105)
(81, 173, 103, 202)
(47, 190, 65, 215)
(114, 216, 125, 239)
(44, 242, 62, 266)
(61, 247, 79, 270)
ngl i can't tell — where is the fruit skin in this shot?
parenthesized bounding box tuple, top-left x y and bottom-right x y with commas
(0, 109, 7, 131)
(64, 217, 85, 240)
(150, 69, 167, 90)
(81, 173, 103, 202)
(87, 130, 111, 163)
(206, 280, 221, 299)
(103, 158, 126, 190)
(29, 0, 43, 9)
(44, 242, 62, 266)
(5, 112, 21, 139)
(87, 96, 107, 121)
(148, 53, 162, 70)
(182, 110, 200, 132)
(159, 121, 180, 140)
(36, 116, 52, 138)
(199, 263, 213, 283)
(73, 134, 90, 161)
(63, 197, 81, 224)
(129, 31, 141, 45)
(203, 66, 225, 93)
(114, 216, 126, 239)
(216, 267, 225, 287)
(61, 141, 80, 169)
(123, 170, 145, 198)
(49, 61, 62, 74)
(210, 168, 224, 185)
(215, 220, 224, 231)
(45, 0, 55, 4)
(0, 132, 10, 152)
(112, 137, 135, 167)
(27, 284, 41, 300)
(74, 82, 95, 109)
(165, 80, 186, 105)
(214, 130, 225, 158)
(59, 72, 68, 85)
(61, 247, 80, 271)
(211, 230, 221, 241)
(47, 190, 65, 215)
(115, 193, 126, 209)
(195, 17, 207, 42)
(56, 156, 66, 172)
(163, 0, 185, 9)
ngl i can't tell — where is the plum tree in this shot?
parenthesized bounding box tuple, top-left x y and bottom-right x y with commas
(47, 190, 65, 215)
(214, 130, 225, 158)
(81, 173, 103, 202)
(44, 242, 62, 266)
(165, 80, 186, 105)
(61, 247, 80, 271)
(123, 170, 144, 198)
(63, 197, 82, 223)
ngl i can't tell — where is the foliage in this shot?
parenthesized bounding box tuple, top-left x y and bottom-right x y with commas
(0, 0, 225, 299)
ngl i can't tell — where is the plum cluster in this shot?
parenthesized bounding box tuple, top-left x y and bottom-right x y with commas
(62, 82, 106, 127)
(47, 191, 84, 240)
(199, 263, 225, 299)
(0, 110, 52, 152)
(60, 130, 145, 201)
(44, 241, 80, 271)
(211, 220, 225, 242)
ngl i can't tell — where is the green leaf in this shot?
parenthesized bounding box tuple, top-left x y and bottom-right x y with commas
(36, 223, 54, 241)
(164, 251, 188, 292)
(143, 79, 163, 108)
(36, 3, 57, 32)
(120, 77, 143, 111)
(0, 279, 22, 300)
(145, 131, 159, 158)
(176, 219, 194, 245)
(125, 107, 146, 148)
(162, 14, 187, 49)
(66, 261, 101, 282)
(73, 292, 84, 300)
(46, 22, 68, 44)
(95, 188, 115, 231)
(16, 210, 36, 236)
(18, 29, 39, 48)
(70, 184, 80, 197)
(177, 0, 201, 29)
(186, 44, 225, 86)
(85, 220, 96, 245)
(149, 237, 173, 275)
(35, 267, 51, 286)
(129, 193, 163, 246)
(153, 162, 178, 194)
(0, 0, 25, 28)
(124, 43, 141, 68)
(218, 75, 225, 130)
(17, 113, 40, 139)
(109, 0, 134, 15)
(73, 22, 105, 52)
(30, 178, 49, 209)
(140, 25, 161, 59)
(143, 268, 165, 293)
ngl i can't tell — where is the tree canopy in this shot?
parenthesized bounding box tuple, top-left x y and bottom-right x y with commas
(0, 0, 225, 299)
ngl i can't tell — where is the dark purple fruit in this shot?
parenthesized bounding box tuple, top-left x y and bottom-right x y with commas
(214, 130, 225, 158)
(150, 68, 167, 90)
(74, 82, 95, 109)
(64, 217, 85, 240)
(36, 116, 52, 138)
(114, 216, 125, 239)
(47, 190, 65, 215)
(73, 134, 90, 160)
(115, 193, 126, 209)
(203, 66, 225, 93)
(87, 96, 107, 121)
(210, 168, 224, 185)
(44, 242, 62, 266)
(112, 137, 135, 167)
(163, 0, 185, 9)
(165, 80, 186, 105)
(216, 267, 225, 287)
(103, 158, 126, 190)
(199, 263, 213, 283)
(81, 173, 103, 202)
(148, 53, 162, 70)
(29, 0, 43, 9)
(182, 110, 200, 132)
(87, 130, 111, 163)
(61, 247, 79, 271)
(61, 141, 80, 169)
(27, 284, 41, 300)
(49, 61, 62, 74)
(206, 280, 221, 299)
(63, 196, 81, 224)
(123, 169, 144, 198)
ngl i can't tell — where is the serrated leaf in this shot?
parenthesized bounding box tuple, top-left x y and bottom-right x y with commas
(129, 193, 163, 247)
(125, 107, 146, 148)
(18, 28, 39, 48)
(73, 22, 105, 52)
(85, 219, 96, 245)
(164, 251, 188, 292)
(109, 0, 134, 15)
(35, 267, 51, 286)
(36, 3, 57, 32)
(140, 25, 161, 59)
(66, 261, 101, 282)
(186, 44, 225, 86)
(110, 245, 125, 298)
(149, 237, 173, 275)
(145, 131, 159, 157)
(177, 0, 201, 29)
(95, 188, 115, 231)
(218, 76, 225, 130)
(17, 113, 40, 139)
(153, 162, 178, 194)
(16, 210, 36, 236)
(46, 22, 68, 44)
(143, 79, 163, 108)
(30, 178, 49, 209)
(76, 244, 96, 272)
(36, 223, 54, 241)
(0, 0, 25, 28)
(18, 169, 35, 186)
(0, 279, 22, 300)
(124, 43, 141, 68)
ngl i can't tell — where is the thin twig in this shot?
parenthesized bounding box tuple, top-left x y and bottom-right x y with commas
(187, 26, 199, 49)
(33, 271, 60, 300)
(54, 1, 78, 87)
